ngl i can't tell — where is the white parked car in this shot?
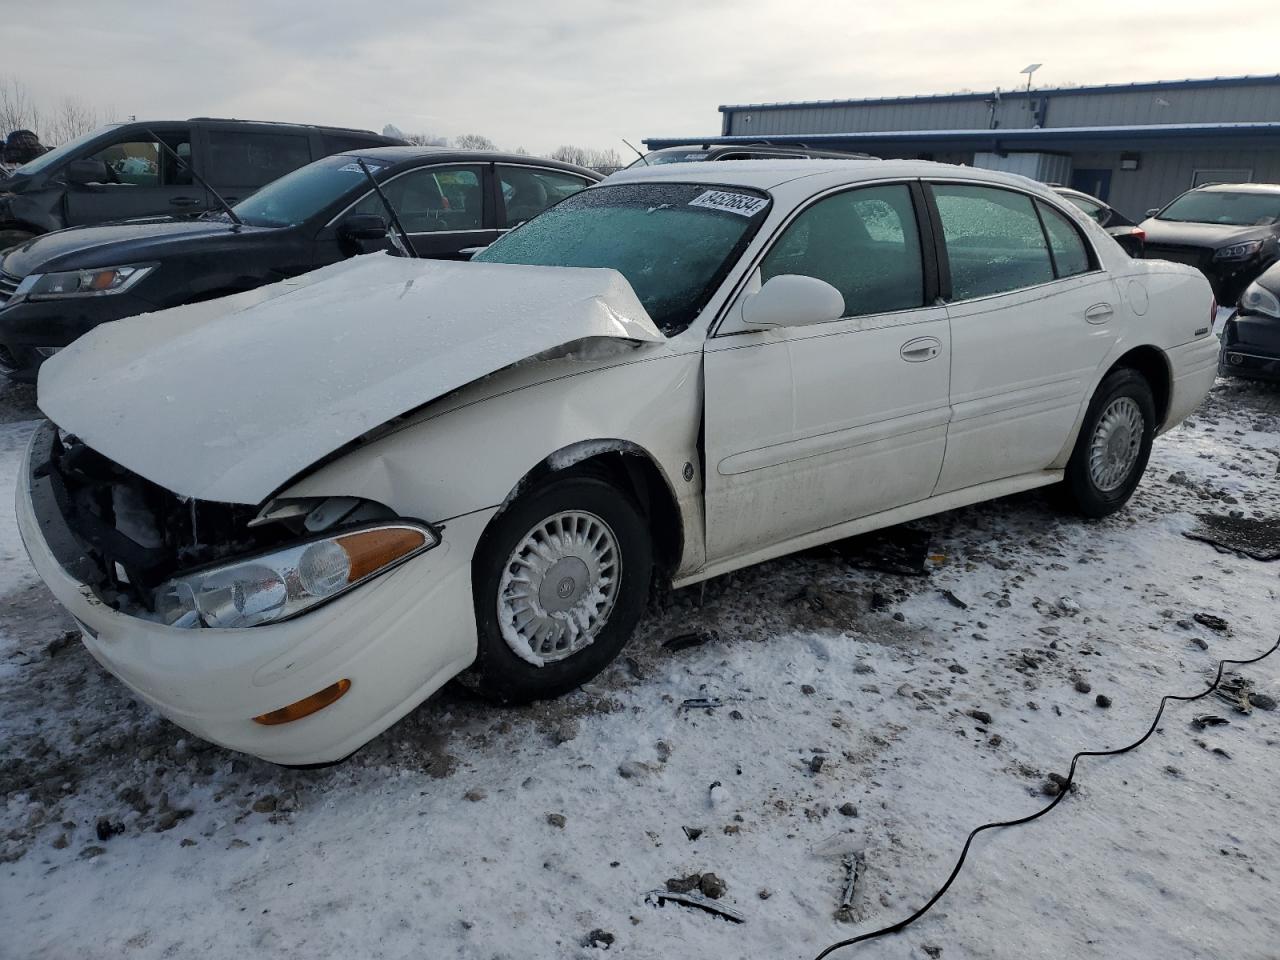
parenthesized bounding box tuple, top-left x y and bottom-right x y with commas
(17, 160, 1218, 764)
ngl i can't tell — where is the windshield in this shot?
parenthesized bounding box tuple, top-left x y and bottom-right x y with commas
(231, 154, 394, 227)
(475, 181, 770, 335)
(1157, 190, 1280, 227)
(12, 125, 118, 177)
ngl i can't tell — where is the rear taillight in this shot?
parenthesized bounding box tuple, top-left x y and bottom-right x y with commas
(1133, 229, 1145, 242)
(1210, 297, 1218, 326)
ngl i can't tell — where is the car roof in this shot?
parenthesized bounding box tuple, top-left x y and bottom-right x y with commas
(337, 146, 603, 177)
(1052, 185, 1105, 203)
(1195, 182, 1280, 194)
(605, 158, 1062, 197)
(116, 118, 394, 138)
(647, 144, 869, 159)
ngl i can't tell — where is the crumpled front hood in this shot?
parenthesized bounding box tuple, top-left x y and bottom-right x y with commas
(38, 254, 664, 505)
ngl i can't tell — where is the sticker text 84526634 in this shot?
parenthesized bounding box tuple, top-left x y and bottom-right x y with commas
(688, 190, 769, 217)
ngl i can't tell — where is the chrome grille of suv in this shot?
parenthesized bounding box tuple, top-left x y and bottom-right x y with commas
(0, 271, 19, 308)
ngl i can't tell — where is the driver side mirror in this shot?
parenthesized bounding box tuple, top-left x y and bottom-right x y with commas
(741, 274, 845, 329)
(1145, 208, 1159, 218)
(338, 213, 389, 241)
(66, 159, 109, 186)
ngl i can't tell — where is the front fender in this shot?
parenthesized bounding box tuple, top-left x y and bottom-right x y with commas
(279, 349, 707, 574)
(1, 188, 63, 234)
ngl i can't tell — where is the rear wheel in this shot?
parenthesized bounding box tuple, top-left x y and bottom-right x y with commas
(467, 472, 653, 703)
(1060, 367, 1156, 518)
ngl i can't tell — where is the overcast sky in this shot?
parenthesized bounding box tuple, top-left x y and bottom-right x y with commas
(4, 0, 1278, 154)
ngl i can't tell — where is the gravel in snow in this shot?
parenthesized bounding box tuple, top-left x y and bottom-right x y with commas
(2, 377, 1279, 959)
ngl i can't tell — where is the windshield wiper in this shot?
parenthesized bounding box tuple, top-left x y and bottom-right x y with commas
(356, 158, 417, 258)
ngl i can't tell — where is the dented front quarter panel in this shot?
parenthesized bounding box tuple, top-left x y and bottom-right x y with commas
(279, 338, 710, 577)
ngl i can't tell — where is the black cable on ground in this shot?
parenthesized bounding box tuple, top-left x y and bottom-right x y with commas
(814, 635, 1280, 959)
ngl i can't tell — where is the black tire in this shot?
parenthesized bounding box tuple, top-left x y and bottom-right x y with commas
(467, 473, 653, 703)
(0, 228, 36, 251)
(1060, 367, 1156, 518)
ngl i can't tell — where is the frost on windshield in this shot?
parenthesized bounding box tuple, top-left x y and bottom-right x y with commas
(477, 182, 771, 334)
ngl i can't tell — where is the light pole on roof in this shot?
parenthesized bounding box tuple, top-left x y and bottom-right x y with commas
(1021, 63, 1042, 121)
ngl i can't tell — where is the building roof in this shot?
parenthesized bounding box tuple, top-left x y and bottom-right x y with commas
(717, 74, 1280, 114)
(644, 122, 1280, 152)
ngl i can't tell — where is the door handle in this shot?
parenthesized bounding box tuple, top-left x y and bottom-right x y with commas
(900, 336, 941, 362)
(169, 196, 202, 207)
(1085, 302, 1114, 323)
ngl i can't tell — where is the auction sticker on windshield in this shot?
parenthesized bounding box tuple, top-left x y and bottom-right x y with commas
(688, 190, 769, 217)
(338, 160, 391, 173)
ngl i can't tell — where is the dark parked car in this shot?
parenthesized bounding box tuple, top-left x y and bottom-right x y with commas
(627, 143, 871, 168)
(0, 118, 404, 248)
(1051, 186, 1145, 257)
(0, 148, 601, 381)
(1139, 183, 1280, 304)
(1219, 262, 1280, 382)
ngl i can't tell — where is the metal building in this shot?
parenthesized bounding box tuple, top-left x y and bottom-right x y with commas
(644, 75, 1280, 219)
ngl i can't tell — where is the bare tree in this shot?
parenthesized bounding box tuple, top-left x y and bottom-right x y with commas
(0, 75, 42, 139)
(550, 145, 623, 172)
(454, 133, 497, 150)
(405, 132, 450, 147)
(44, 97, 99, 145)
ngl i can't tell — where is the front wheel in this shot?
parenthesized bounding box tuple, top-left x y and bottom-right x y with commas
(1060, 367, 1156, 518)
(467, 473, 653, 703)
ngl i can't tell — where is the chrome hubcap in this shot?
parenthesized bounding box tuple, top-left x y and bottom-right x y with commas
(1089, 396, 1144, 492)
(497, 510, 620, 663)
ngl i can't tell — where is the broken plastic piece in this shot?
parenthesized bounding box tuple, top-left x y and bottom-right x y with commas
(645, 889, 745, 924)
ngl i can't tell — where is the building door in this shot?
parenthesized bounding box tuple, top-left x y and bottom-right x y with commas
(1071, 168, 1112, 201)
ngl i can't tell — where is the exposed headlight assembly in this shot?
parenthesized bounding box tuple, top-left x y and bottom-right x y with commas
(1213, 240, 1264, 261)
(1240, 280, 1280, 319)
(14, 262, 155, 300)
(153, 523, 438, 629)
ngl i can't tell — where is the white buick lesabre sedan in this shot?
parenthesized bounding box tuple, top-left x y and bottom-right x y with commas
(18, 160, 1218, 764)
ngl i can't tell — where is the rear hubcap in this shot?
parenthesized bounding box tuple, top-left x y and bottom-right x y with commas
(1089, 396, 1144, 492)
(497, 510, 620, 663)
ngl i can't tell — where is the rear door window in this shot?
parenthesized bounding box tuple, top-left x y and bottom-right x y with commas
(932, 184, 1055, 300)
(205, 131, 313, 189)
(1037, 201, 1093, 278)
(760, 184, 925, 318)
(498, 166, 593, 226)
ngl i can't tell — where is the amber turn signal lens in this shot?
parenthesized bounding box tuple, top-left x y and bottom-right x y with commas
(336, 527, 429, 583)
(252, 679, 351, 726)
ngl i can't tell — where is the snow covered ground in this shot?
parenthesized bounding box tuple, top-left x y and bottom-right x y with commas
(2, 376, 1279, 960)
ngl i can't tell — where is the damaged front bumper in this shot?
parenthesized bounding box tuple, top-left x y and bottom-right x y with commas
(17, 422, 487, 764)
(1219, 313, 1280, 383)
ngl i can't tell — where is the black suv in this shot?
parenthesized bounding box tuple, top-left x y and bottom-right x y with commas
(1139, 183, 1280, 304)
(0, 148, 600, 381)
(0, 118, 403, 247)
